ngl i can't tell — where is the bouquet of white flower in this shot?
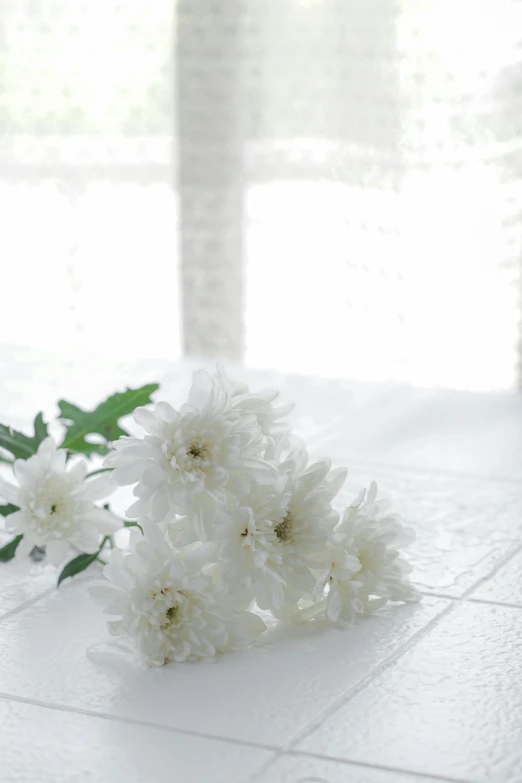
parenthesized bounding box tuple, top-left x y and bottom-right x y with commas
(0, 367, 420, 666)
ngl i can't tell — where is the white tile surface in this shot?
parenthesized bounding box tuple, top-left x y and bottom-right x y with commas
(472, 548, 522, 606)
(0, 557, 57, 619)
(256, 755, 444, 783)
(0, 580, 446, 747)
(0, 697, 271, 783)
(297, 601, 522, 783)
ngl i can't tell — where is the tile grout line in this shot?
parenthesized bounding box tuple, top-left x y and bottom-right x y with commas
(461, 540, 522, 602)
(0, 691, 279, 753)
(285, 749, 479, 783)
(466, 595, 522, 611)
(287, 540, 522, 753)
(271, 543, 522, 763)
(419, 540, 522, 607)
(419, 590, 462, 601)
(250, 543, 522, 781)
(0, 693, 478, 783)
(248, 599, 460, 781)
(246, 746, 476, 783)
(0, 586, 55, 625)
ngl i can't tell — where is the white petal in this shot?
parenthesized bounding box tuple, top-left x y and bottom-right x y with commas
(13, 459, 36, 485)
(112, 463, 145, 487)
(74, 526, 102, 554)
(133, 407, 158, 435)
(46, 539, 70, 566)
(50, 448, 67, 474)
(240, 459, 278, 485)
(82, 474, 116, 501)
(367, 481, 378, 504)
(89, 582, 122, 607)
(188, 369, 213, 409)
(36, 436, 57, 458)
(151, 491, 169, 522)
(68, 460, 88, 483)
(154, 401, 179, 424)
(183, 543, 216, 570)
(326, 587, 343, 622)
(109, 443, 159, 460)
(15, 533, 37, 562)
(126, 498, 150, 518)
(86, 507, 121, 535)
(4, 510, 27, 534)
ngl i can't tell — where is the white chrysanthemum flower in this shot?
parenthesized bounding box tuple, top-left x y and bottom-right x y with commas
(105, 369, 277, 535)
(311, 481, 420, 627)
(90, 521, 266, 666)
(0, 437, 118, 564)
(217, 449, 347, 612)
(336, 481, 420, 604)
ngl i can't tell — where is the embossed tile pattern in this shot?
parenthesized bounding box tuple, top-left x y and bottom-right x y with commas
(0, 558, 57, 618)
(472, 548, 522, 606)
(0, 698, 271, 783)
(0, 581, 446, 748)
(256, 755, 446, 783)
(298, 602, 522, 783)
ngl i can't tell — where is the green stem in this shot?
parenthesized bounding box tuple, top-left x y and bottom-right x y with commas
(86, 467, 113, 479)
(95, 535, 111, 566)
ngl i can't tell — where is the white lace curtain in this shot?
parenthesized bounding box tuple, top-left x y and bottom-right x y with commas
(1, 0, 521, 391)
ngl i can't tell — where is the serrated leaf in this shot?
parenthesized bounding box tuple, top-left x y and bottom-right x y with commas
(57, 551, 100, 586)
(0, 535, 23, 562)
(0, 503, 19, 517)
(0, 413, 49, 460)
(58, 384, 158, 456)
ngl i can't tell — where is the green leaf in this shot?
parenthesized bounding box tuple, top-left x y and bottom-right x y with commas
(0, 535, 23, 562)
(57, 551, 100, 586)
(0, 413, 49, 460)
(0, 504, 19, 517)
(58, 383, 159, 456)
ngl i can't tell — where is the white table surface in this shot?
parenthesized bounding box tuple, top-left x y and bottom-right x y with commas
(0, 343, 521, 783)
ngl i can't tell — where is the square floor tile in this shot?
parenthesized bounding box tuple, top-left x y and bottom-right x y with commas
(0, 580, 446, 748)
(257, 754, 443, 783)
(0, 697, 270, 783)
(297, 601, 522, 783)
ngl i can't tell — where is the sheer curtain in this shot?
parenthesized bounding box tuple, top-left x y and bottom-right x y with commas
(0, 0, 179, 360)
(1, 1, 521, 390)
